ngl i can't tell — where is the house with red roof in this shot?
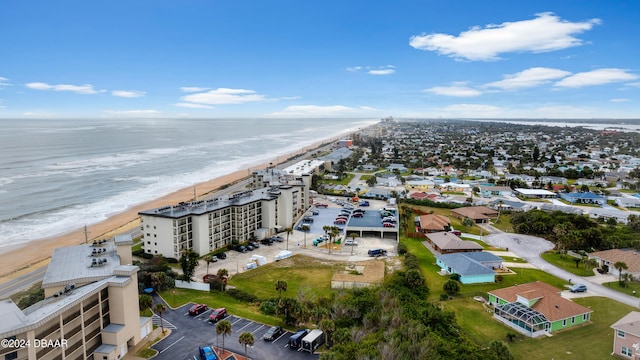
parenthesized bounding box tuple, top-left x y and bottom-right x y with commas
(488, 281, 592, 337)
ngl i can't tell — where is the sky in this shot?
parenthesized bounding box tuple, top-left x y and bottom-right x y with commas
(1, 0, 639, 119)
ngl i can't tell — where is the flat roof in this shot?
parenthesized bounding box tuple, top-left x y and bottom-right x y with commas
(43, 242, 121, 287)
(282, 159, 324, 176)
(515, 188, 556, 195)
(139, 188, 278, 218)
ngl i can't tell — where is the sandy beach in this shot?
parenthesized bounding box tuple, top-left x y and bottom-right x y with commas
(0, 136, 340, 283)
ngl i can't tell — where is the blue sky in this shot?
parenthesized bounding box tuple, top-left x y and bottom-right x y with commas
(1, 0, 639, 119)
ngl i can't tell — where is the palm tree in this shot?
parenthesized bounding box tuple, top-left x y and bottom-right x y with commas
(275, 280, 288, 299)
(238, 331, 255, 358)
(301, 224, 310, 247)
(614, 261, 628, 283)
(284, 226, 293, 250)
(495, 200, 504, 223)
(153, 303, 167, 333)
(203, 255, 214, 275)
(349, 232, 358, 255)
(217, 268, 229, 278)
(216, 320, 232, 353)
(139, 294, 153, 314)
(319, 318, 335, 348)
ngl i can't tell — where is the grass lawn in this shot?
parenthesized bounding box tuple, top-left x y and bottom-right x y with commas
(321, 173, 354, 186)
(132, 241, 143, 252)
(359, 174, 373, 180)
(601, 280, 640, 297)
(540, 252, 594, 277)
(491, 214, 514, 233)
(227, 255, 337, 300)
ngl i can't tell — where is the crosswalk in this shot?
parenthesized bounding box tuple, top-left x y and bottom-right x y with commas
(151, 314, 178, 330)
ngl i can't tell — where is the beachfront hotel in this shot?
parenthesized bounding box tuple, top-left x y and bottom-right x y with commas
(139, 160, 321, 259)
(0, 235, 152, 360)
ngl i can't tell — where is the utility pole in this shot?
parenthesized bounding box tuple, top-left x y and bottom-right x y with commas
(84, 225, 89, 244)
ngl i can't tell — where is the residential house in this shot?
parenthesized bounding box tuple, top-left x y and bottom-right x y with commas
(615, 196, 640, 208)
(514, 188, 557, 199)
(489, 199, 533, 212)
(375, 173, 399, 187)
(451, 206, 498, 223)
(611, 311, 640, 359)
(416, 214, 450, 233)
(405, 179, 435, 191)
(589, 249, 640, 280)
(436, 182, 471, 193)
(479, 185, 513, 197)
(588, 208, 630, 224)
(386, 163, 407, 173)
(488, 281, 592, 338)
(558, 192, 606, 205)
(436, 252, 503, 284)
(425, 232, 483, 254)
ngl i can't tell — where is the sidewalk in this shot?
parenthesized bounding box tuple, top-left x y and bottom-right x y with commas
(123, 327, 170, 360)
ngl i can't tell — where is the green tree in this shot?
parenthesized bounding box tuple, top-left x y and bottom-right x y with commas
(489, 340, 514, 360)
(614, 261, 628, 283)
(203, 254, 214, 275)
(404, 269, 425, 290)
(179, 250, 199, 282)
(284, 226, 293, 250)
(301, 224, 310, 247)
(238, 331, 255, 359)
(319, 318, 335, 348)
(275, 280, 288, 299)
(217, 268, 229, 278)
(216, 320, 232, 353)
(443, 279, 460, 295)
(462, 217, 474, 232)
(153, 303, 166, 333)
(139, 294, 153, 313)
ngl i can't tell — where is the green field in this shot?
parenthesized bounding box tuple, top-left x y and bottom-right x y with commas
(540, 252, 595, 277)
(602, 280, 640, 297)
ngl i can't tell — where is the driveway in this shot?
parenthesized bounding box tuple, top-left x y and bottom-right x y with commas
(481, 232, 640, 308)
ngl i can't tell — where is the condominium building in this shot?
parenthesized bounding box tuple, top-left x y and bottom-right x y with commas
(139, 172, 312, 259)
(0, 235, 152, 360)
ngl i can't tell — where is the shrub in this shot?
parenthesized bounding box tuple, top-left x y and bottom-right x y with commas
(440, 293, 449, 301)
(141, 253, 154, 259)
(404, 253, 420, 270)
(226, 288, 260, 303)
(443, 279, 460, 295)
(132, 248, 145, 256)
(450, 273, 461, 282)
(397, 242, 408, 256)
(166, 257, 179, 264)
(259, 299, 278, 315)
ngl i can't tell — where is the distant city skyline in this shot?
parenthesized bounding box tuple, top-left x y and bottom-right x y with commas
(1, 1, 639, 119)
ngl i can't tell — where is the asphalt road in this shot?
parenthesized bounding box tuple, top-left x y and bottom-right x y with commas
(151, 297, 319, 360)
(0, 266, 48, 300)
(481, 232, 640, 308)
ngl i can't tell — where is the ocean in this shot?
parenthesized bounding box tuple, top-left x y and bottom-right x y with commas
(0, 118, 377, 250)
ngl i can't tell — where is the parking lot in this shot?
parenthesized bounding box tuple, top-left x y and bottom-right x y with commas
(151, 300, 319, 360)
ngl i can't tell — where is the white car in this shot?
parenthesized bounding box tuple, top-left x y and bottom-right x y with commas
(344, 239, 358, 246)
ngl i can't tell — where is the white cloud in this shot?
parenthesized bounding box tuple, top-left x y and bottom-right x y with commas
(181, 88, 268, 105)
(438, 104, 504, 117)
(424, 85, 481, 97)
(180, 86, 210, 93)
(25, 82, 100, 94)
(104, 110, 161, 117)
(484, 67, 571, 90)
(554, 68, 638, 88)
(346, 66, 363, 72)
(368, 66, 396, 75)
(174, 102, 214, 109)
(0, 77, 10, 86)
(409, 12, 600, 61)
(610, 98, 629, 103)
(112, 90, 146, 98)
(268, 105, 378, 118)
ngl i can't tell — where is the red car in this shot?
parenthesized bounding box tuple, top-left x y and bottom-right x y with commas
(315, 203, 328, 208)
(383, 222, 395, 228)
(189, 303, 208, 315)
(209, 307, 228, 322)
(334, 219, 347, 224)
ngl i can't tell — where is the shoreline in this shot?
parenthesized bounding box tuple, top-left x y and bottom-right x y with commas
(0, 131, 353, 283)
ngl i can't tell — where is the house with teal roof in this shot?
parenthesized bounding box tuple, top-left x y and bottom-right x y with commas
(436, 252, 503, 284)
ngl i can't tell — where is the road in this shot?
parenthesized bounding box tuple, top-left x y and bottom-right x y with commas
(479, 230, 640, 309)
(0, 266, 48, 300)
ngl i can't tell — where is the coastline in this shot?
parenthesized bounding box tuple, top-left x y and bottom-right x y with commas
(0, 130, 354, 283)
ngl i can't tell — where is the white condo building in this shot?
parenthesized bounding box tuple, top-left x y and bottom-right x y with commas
(139, 161, 320, 259)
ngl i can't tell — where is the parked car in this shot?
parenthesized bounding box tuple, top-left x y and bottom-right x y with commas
(352, 209, 365, 214)
(303, 216, 314, 223)
(344, 239, 358, 246)
(313, 237, 325, 246)
(368, 248, 387, 257)
(382, 217, 396, 223)
(249, 241, 260, 248)
(288, 329, 310, 349)
(236, 245, 247, 253)
(263, 326, 285, 341)
(334, 219, 347, 224)
(315, 203, 328, 208)
(352, 213, 363, 218)
(451, 230, 462, 236)
(199, 346, 217, 360)
(383, 222, 395, 227)
(569, 284, 587, 293)
(359, 200, 370, 206)
(261, 238, 274, 246)
(209, 307, 227, 322)
(216, 252, 227, 260)
(272, 235, 284, 242)
(246, 244, 255, 251)
(312, 210, 320, 215)
(189, 303, 208, 315)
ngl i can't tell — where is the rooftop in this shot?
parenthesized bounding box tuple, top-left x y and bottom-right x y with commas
(427, 232, 483, 251)
(43, 241, 121, 287)
(611, 311, 640, 337)
(589, 249, 640, 273)
(436, 252, 502, 276)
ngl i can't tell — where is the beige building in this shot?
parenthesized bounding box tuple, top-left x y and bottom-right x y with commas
(139, 165, 314, 259)
(0, 235, 152, 360)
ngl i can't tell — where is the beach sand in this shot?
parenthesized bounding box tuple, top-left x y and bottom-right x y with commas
(0, 138, 337, 283)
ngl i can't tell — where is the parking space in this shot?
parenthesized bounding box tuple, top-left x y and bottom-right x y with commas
(152, 300, 318, 360)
